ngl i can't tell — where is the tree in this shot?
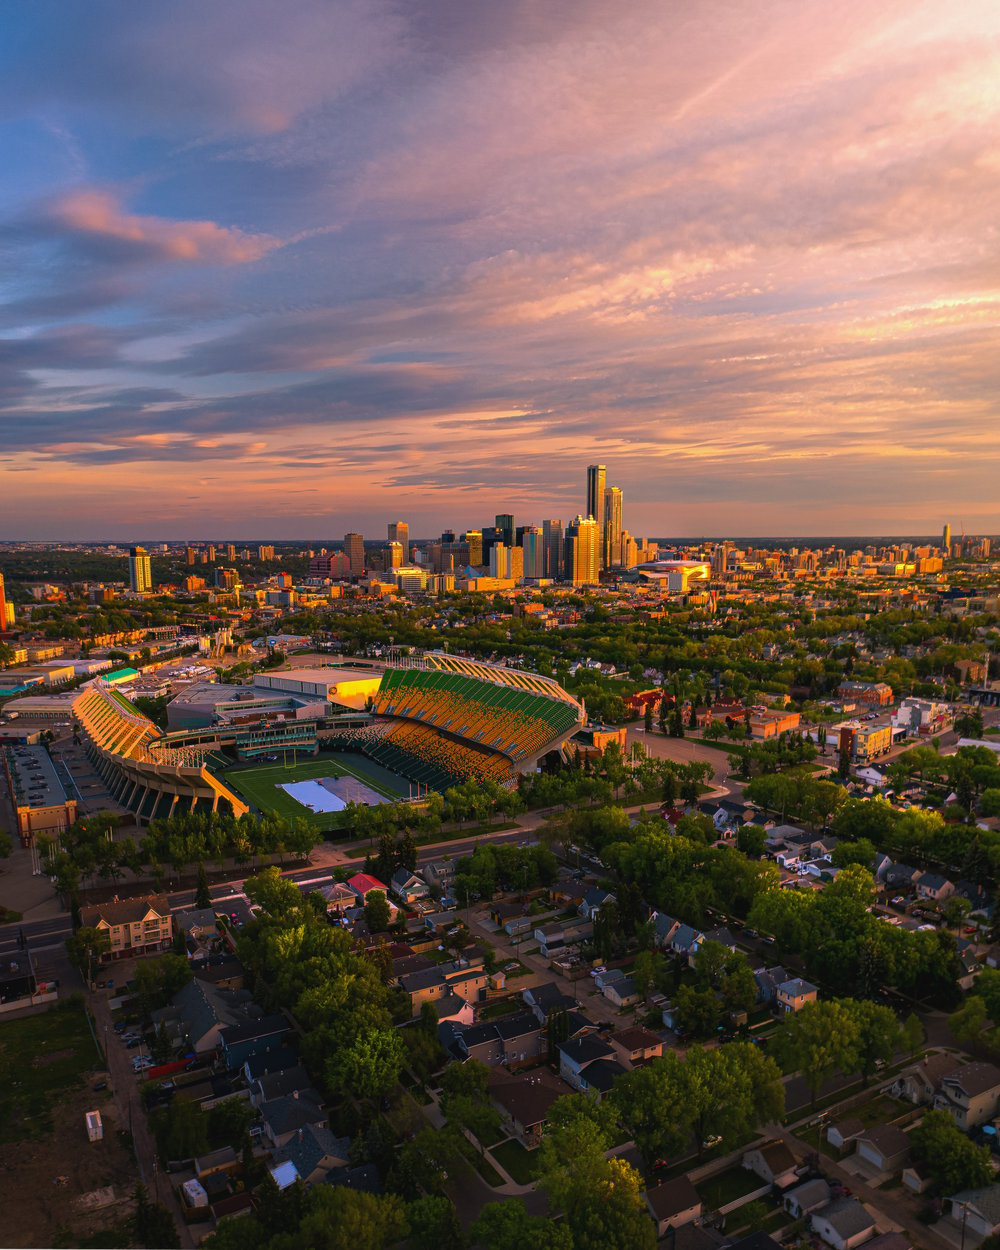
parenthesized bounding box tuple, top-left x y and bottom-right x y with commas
(330, 1027, 405, 1102)
(364, 889, 391, 933)
(911, 1109, 993, 1193)
(407, 1195, 464, 1250)
(736, 824, 767, 858)
(439, 1058, 501, 1153)
(471, 1200, 572, 1250)
(195, 861, 212, 909)
(65, 925, 110, 986)
(537, 1096, 654, 1250)
(831, 838, 877, 869)
(850, 1000, 900, 1085)
(244, 865, 302, 917)
(773, 1000, 861, 1105)
(901, 1011, 924, 1058)
(132, 1181, 180, 1249)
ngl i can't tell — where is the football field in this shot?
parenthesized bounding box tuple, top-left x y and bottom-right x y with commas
(224, 752, 411, 826)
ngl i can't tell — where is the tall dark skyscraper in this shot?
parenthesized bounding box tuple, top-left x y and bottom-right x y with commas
(345, 532, 365, 577)
(586, 464, 606, 524)
(495, 513, 514, 548)
(542, 519, 564, 580)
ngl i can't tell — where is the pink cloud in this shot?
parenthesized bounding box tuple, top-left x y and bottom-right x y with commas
(48, 189, 279, 264)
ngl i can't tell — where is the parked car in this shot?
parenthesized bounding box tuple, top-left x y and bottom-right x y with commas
(132, 1057, 154, 1072)
(126, 1038, 142, 1049)
(121, 1032, 141, 1044)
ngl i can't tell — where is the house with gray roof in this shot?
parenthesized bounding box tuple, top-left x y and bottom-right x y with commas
(784, 1178, 832, 1219)
(272, 1124, 350, 1188)
(558, 1035, 614, 1090)
(151, 977, 247, 1054)
(810, 1196, 876, 1250)
(948, 1185, 1000, 1240)
(260, 1092, 327, 1148)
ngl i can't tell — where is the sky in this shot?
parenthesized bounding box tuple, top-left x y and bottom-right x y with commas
(1, 0, 999, 541)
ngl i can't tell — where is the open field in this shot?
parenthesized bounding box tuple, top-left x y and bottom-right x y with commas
(224, 751, 412, 827)
(0, 1000, 140, 1248)
(0, 999, 104, 1143)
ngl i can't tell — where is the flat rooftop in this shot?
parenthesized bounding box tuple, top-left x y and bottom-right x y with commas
(3, 743, 70, 811)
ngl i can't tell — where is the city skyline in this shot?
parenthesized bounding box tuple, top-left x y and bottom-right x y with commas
(2, 2, 1000, 540)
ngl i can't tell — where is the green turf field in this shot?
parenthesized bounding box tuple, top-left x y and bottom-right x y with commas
(224, 752, 411, 826)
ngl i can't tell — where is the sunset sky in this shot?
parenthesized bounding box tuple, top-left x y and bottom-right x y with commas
(2, 0, 999, 539)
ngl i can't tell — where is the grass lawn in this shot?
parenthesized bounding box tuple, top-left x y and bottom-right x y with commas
(460, 1139, 505, 1187)
(491, 1138, 541, 1184)
(223, 751, 410, 827)
(697, 1167, 769, 1209)
(0, 999, 104, 1143)
(479, 998, 522, 1021)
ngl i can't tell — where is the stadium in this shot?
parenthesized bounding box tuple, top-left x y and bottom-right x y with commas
(68, 655, 585, 824)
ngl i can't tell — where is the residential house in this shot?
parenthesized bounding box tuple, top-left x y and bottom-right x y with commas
(150, 977, 247, 1055)
(671, 924, 705, 964)
(345, 873, 390, 902)
(855, 1125, 910, 1173)
(173, 906, 219, 943)
(194, 956, 245, 991)
(935, 1062, 1000, 1129)
(219, 1014, 289, 1071)
(884, 864, 921, 892)
(890, 1053, 961, 1105)
(400, 962, 490, 1017)
(754, 966, 789, 1006)
(558, 1035, 615, 1091)
(703, 926, 738, 951)
(609, 1026, 664, 1068)
(420, 860, 455, 895)
(79, 893, 172, 961)
(494, 1012, 544, 1067)
(784, 1179, 832, 1219)
(776, 978, 819, 1014)
(260, 1091, 328, 1148)
(580, 887, 615, 920)
(489, 1073, 562, 1148)
(864, 1234, 912, 1250)
(948, 1186, 1000, 1240)
(645, 1176, 703, 1237)
(317, 881, 357, 916)
(243, 1046, 300, 1085)
(652, 912, 682, 950)
(957, 947, 981, 993)
(250, 1065, 315, 1110)
(272, 1125, 350, 1188)
(826, 1117, 864, 1152)
(743, 1141, 799, 1189)
(916, 874, 955, 904)
(577, 1057, 628, 1099)
(535, 918, 593, 958)
(604, 975, 639, 1008)
(523, 982, 577, 1025)
(810, 1197, 876, 1250)
(390, 869, 429, 905)
(448, 1021, 504, 1066)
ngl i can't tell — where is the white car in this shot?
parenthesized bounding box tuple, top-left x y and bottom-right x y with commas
(132, 1056, 154, 1071)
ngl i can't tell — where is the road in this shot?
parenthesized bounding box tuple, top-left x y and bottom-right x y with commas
(91, 992, 194, 1248)
(0, 825, 536, 958)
